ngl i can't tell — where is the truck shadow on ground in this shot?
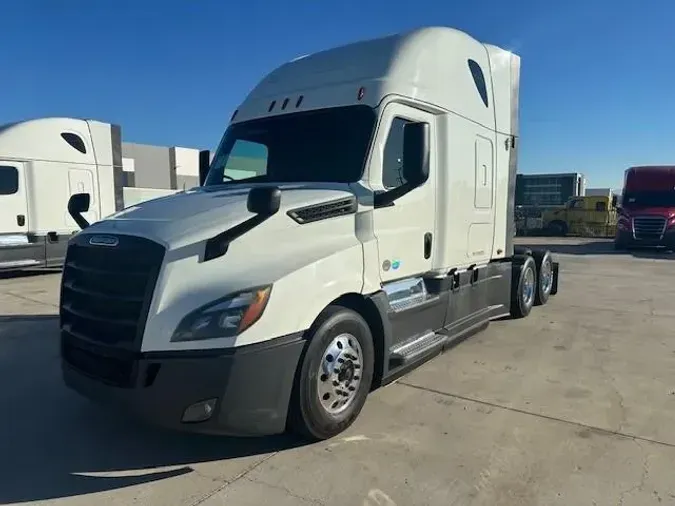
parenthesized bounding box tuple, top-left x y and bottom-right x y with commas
(518, 240, 675, 260)
(0, 315, 308, 504)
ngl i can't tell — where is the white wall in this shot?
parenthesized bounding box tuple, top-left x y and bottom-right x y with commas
(585, 187, 613, 197)
(172, 146, 199, 177)
(122, 187, 179, 208)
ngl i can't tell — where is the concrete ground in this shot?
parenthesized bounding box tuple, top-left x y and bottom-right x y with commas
(1, 238, 675, 506)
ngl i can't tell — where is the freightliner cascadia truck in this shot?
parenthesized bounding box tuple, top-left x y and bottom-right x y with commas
(614, 165, 675, 250)
(0, 118, 180, 271)
(59, 26, 560, 441)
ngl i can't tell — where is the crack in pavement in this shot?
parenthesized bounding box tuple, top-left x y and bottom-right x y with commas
(5, 291, 58, 308)
(244, 476, 327, 505)
(616, 439, 650, 506)
(398, 381, 675, 450)
(189, 452, 279, 506)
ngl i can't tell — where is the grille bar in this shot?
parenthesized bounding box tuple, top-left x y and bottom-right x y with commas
(633, 216, 667, 240)
(60, 234, 165, 350)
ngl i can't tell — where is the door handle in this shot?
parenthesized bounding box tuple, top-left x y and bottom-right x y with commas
(424, 232, 432, 259)
(16, 215, 25, 227)
(47, 231, 58, 243)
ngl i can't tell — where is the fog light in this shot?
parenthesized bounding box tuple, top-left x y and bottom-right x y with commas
(182, 398, 217, 423)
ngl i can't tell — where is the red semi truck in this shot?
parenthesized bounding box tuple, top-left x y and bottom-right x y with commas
(614, 166, 675, 250)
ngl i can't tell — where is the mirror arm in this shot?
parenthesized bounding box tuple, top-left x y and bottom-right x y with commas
(67, 204, 90, 230)
(203, 210, 278, 262)
(374, 183, 414, 209)
(71, 214, 90, 230)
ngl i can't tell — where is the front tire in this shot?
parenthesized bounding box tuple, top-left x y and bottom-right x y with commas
(288, 305, 374, 441)
(510, 256, 537, 318)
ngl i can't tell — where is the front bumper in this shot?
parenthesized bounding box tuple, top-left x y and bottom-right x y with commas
(616, 227, 675, 248)
(61, 332, 306, 436)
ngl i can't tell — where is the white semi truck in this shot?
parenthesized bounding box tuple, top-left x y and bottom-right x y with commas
(0, 118, 124, 270)
(0, 118, 182, 271)
(60, 26, 560, 441)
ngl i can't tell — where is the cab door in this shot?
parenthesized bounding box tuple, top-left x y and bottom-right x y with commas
(0, 162, 28, 235)
(369, 103, 436, 282)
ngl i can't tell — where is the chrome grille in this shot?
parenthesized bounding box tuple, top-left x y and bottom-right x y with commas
(60, 234, 165, 349)
(633, 216, 667, 240)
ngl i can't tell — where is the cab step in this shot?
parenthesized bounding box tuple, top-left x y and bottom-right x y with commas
(388, 331, 446, 368)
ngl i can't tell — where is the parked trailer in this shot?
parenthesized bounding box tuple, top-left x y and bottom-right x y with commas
(60, 26, 560, 441)
(0, 118, 181, 271)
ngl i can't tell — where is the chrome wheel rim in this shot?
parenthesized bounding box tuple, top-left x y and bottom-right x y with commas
(317, 333, 363, 415)
(540, 260, 552, 294)
(522, 267, 535, 307)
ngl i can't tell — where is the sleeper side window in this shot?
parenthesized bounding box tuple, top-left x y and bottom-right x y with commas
(61, 132, 87, 154)
(468, 59, 489, 107)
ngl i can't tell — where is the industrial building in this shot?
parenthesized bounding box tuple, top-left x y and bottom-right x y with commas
(121, 143, 204, 191)
(515, 172, 586, 207)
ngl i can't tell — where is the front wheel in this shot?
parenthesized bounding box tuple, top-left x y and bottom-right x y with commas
(288, 305, 374, 441)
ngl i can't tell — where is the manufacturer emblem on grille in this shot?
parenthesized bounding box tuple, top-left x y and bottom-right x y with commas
(89, 235, 119, 247)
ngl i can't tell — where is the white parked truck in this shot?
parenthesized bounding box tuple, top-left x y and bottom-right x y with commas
(60, 26, 560, 441)
(0, 118, 179, 270)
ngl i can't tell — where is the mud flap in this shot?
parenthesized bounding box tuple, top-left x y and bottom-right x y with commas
(550, 262, 559, 296)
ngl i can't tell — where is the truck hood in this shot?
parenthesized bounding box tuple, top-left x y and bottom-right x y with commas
(86, 182, 358, 247)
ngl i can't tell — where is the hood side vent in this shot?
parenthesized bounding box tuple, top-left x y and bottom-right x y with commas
(287, 196, 357, 224)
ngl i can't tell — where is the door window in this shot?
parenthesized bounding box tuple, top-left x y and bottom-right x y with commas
(0, 166, 18, 195)
(382, 117, 411, 189)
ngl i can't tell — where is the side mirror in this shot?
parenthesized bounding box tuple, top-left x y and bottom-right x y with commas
(611, 195, 618, 208)
(199, 150, 211, 186)
(247, 186, 281, 216)
(402, 122, 430, 187)
(68, 193, 91, 230)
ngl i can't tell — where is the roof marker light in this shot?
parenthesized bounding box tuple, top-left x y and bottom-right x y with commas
(268, 100, 276, 112)
(357, 87, 366, 101)
(296, 95, 304, 108)
(231, 109, 238, 121)
(282, 98, 289, 110)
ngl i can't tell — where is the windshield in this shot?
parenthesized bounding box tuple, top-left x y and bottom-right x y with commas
(622, 190, 675, 208)
(205, 105, 376, 186)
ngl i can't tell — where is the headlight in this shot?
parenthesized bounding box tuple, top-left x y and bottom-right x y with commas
(171, 286, 272, 342)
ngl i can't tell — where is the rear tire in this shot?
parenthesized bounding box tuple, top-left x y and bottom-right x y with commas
(288, 305, 374, 441)
(510, 256, 537, 318)
(532, 249, 553, 306)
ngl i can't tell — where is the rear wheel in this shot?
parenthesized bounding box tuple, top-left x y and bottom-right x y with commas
(288, 305, 374, 441)
(532, 249, 553, 306)
(510, 256, 537, 318)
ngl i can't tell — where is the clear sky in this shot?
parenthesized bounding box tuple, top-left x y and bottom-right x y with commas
(2, 0, 673, 188)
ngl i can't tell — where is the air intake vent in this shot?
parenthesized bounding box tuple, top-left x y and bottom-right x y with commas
(287, 196, 358, 224)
